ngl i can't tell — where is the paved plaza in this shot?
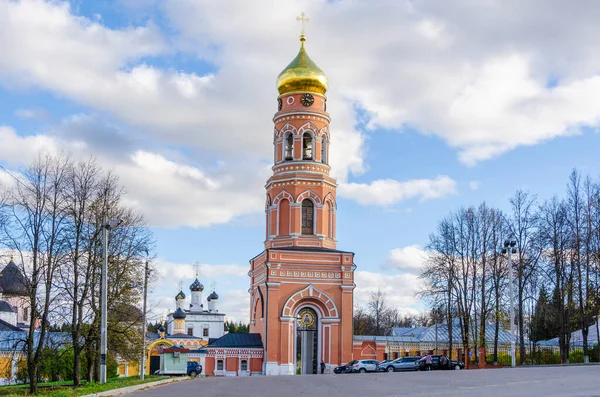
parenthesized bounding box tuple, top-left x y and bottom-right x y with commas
(131, 366, 600, 397)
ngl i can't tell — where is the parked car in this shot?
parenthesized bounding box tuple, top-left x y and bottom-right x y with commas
(334, 360, 356, 374)
(416, 355, 464, 371)
(379, 356, 422, 372)
(187, 361, 203, 377)
(351, 359, 380, 373)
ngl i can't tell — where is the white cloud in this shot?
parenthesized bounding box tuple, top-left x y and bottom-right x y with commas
(469, 181, 481, 191)
(386, 245, 428, 274)
(162, 0, 600, 164)
(1, 0, 599, 228)
(153, 259, 248, 283)
(338, 176, 457, 206)
(354, 270, 424, 313)
(0, 126, 60, 166)
(0, 122, 267, 227)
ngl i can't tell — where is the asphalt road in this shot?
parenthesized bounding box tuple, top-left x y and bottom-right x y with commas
(130, 366, 600, 397)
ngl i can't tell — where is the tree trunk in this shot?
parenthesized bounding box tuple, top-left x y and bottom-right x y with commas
(493, 289, 500, 364)
(518, 286, 526, 365)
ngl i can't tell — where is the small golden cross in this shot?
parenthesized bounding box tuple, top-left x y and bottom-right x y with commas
(178, 280, 183, 291)
(194, 261, 201, 278)
(296, 12, 310, 36)
(210, 281, 217, 292)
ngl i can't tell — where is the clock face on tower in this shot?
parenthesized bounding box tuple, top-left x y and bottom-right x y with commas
(278, 98, 282, 111)
(301, 93, 314, 107)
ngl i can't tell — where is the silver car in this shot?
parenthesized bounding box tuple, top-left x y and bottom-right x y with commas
(351, 359, 379, 373)
(380, 356, 422, 372)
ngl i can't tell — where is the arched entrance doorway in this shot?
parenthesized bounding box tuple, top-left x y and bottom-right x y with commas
(145, 339, 174, 375)
(296, 307, 318, 374)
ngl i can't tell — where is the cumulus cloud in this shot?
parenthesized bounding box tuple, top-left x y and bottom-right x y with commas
(2, 0, 599, 227)
(163, 0, 600, 164)
(0, 121, 267, 227)
(469, 181, 481, 191)
(354, 270, 424, 313)
(386, 245, 428, 274)
(338, 176, 457, 206)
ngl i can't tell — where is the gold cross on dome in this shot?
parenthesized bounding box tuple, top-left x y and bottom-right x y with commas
(178, 280, 183, 291)
(296, 12, 310, 36)
(210, 281, 217, 292)
(194, 261, 201, 278)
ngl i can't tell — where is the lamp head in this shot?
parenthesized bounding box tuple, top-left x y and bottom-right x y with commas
(108, 218, 123, 229)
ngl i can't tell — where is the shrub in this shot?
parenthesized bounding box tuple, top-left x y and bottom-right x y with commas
(107, 354, 119, 379)
(569, 349, 584, 363)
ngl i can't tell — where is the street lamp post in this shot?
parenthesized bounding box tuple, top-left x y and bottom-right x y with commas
(502, 239, 517, 368)
(100, 216, 122, 384)
(140, 253, 149, 380)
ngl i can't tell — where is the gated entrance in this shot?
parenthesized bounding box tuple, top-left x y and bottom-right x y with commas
(296, 307, 318, 374)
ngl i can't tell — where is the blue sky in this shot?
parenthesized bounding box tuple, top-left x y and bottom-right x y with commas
(1, 0, 600, 322)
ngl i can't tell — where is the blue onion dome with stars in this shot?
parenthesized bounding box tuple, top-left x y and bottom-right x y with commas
(175, 290, 186, 300)
(173, 307, 187, 320)
(207, 291, 219, 301)
(190, 278, 204, 292)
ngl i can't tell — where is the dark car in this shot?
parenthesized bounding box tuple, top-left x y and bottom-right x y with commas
(417, 355, 464, 371)
(334, 360, 356, 374)
(379, 356, 422, 372)
(187, 361, 203, 377)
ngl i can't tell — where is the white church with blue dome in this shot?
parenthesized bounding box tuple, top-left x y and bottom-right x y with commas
(165, 276, 226, 342)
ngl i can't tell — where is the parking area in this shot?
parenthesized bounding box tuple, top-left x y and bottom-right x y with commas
(131, 366, 600, 397)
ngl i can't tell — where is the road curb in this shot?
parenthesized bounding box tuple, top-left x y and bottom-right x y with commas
(79, 376, 191, 397)
(516, 362, 600, 368)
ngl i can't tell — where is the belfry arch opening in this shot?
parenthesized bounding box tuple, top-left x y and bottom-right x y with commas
(301, 199, 314, 235)
(285, 133, 294, 161)
(302, 133, 313, 160)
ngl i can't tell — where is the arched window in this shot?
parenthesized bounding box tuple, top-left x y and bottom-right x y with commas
(321, 136, 328, 164)
(301, 199, 314, 235)
(285, 133, 294, 160)
(279, 199, 291, 235)
(302, 133, 313, 160)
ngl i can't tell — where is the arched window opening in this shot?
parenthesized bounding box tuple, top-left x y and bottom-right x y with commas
(301, 199, 314, 235)
(302, 133, 313, 160)
(285, 133, 294, 160)
(321, 136, 328, 164)
(279, 199, 291, 235)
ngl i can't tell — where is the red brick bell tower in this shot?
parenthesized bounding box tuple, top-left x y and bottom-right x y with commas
(249, 18, 355, 376)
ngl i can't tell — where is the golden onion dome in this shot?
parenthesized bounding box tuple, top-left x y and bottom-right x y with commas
(276, 35, 328, 96)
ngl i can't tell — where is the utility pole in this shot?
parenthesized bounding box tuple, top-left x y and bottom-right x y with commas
(100, 217, 122, 384)
(100, 217, 108, 384)
(140, 255, 149, 380)
(503, 239, 517, 368)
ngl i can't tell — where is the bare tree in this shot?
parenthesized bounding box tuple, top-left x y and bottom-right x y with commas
(56, 158, 100, 386)
(507, 190, 542, 365)
(539, 196, 573, 362)
(1, 153, 70, 394)
(368, 290, 390, 336)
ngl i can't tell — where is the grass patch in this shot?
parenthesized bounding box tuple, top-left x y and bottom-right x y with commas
(0, 375, 170, 397)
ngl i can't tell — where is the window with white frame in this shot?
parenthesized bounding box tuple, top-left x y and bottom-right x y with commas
(217, 360, 224, 370)
(240, 359, 248, 371)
